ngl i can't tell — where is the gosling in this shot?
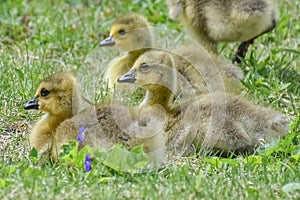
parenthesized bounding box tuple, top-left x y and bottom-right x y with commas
(24, 72, 81, 154)
(118, 52, 289, 156)
(118, 48, 244, 109)
(100, 13, 154, 89)
(166, 0, 279, 63)
(25, 72, 166, 166)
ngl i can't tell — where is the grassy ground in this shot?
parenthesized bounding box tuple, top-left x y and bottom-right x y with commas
(0, 0, 299, 199)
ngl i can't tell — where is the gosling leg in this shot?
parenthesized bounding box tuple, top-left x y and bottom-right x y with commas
(232, 39, 254, 64)
(232, 19, 277, 64)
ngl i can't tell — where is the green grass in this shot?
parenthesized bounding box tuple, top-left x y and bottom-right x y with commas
(0, 0, 299, 199)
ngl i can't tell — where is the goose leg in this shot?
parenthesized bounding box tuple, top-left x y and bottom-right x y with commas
(232, 19, 277, 64)
(232, 39, 255, 64)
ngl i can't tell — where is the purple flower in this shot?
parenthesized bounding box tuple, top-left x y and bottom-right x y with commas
(84, 153, 92, 172)
(77, 125, 86, 142)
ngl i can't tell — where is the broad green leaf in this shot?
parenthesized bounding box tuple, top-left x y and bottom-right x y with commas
(244, 155, 262, 164)
(0, 178, 6, 189)
(103, 145, 149, 173)
(29, 147, 38, 158)
(22, 167, 41, 178)
(203, 157, 221, 168)
(127, 145, 150, 169)
(29, 147, 39, 164)
(8, 166, 16, 175)
(60, 140, 79, 163)
(219, 158, 239, 167)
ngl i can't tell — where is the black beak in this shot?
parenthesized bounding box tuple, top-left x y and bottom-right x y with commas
(99, 36, 115, 47)
(117, 69, 136, 83)
(24, 97, 39, 110)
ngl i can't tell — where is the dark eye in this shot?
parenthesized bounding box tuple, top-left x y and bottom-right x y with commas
(119, 29, 126, 35)
(41, 88, 50, 97)
(139, 63, 150, 71)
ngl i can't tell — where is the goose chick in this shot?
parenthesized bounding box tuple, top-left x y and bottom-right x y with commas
(100, 13, 154, 89)
(118, 54, 289, 156)
(119, 48, 244, 108)
(25, 72, 166, 165)
(24, 72, 81, 154)
(166, 0, 279, 63)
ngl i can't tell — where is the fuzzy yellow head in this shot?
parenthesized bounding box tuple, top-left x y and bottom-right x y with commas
(24, 72, 80, 117)
(100, 13, 154, 51)
(117, 50, 179, 92)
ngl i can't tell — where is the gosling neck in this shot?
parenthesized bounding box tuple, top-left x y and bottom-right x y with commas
(45, 112, 73, 133)
(127, 48, 151, 61)
(47, 89, 81, 128)
(52, 111, 73, 122)
(146, 85, 177, 113)
(188, 22, 218, 53)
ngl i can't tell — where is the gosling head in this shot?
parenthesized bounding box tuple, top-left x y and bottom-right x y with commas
(100, 13, 154, 52)
(24, 72, 80, 117)
(117, 50, 177, 92)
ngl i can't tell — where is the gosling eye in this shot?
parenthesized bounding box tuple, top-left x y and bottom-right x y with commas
(41, 88, 50, 97)
(119, 29, 126, 35)
(139, 63, 151, 72)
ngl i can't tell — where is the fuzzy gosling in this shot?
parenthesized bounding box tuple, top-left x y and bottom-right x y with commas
(24, 72, 81, 154)
(118, 51, 289, 156)
(166, 0, 279, 63)
(100, 13, 154, 89)
(25, 72, 166, 166)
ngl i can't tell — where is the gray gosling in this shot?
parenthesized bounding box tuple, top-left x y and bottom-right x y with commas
(118, 51, 289, 156)
(166, 0, 279, 63)
(118, 49, 244, 108)
(172, 45, 244, 94)
(54, 103, 167, 166)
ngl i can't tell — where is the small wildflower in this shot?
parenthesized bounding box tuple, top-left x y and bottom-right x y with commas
(84, 153, 92, 172)
(77, 125, 86, 142)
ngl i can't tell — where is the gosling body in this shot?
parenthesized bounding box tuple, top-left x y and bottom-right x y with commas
(118, 52, 289, 156)
(54, 104, 167, 164)
(166, 0, 279, 62)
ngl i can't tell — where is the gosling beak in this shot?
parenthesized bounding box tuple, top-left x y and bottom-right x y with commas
(99, 36, 115, 47)
(117, 69, 136, 83)
(24, 97, 39, 110)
